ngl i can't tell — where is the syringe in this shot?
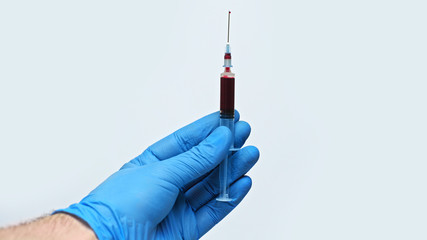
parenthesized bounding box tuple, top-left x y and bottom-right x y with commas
(217, 11, 236, 202)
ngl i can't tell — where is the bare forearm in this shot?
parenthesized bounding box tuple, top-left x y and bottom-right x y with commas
(0, 213, 97, 240)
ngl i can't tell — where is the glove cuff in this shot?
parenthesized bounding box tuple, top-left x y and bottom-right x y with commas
(53, 202, 123, 240)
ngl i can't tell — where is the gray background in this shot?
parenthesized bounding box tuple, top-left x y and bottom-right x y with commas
(1, 1, 426, 239)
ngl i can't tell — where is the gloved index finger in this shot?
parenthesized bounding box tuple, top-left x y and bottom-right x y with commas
(159, 126, 232, 189)
(144, 110, 240, 162)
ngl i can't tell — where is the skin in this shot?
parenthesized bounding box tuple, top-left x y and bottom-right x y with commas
(0, 213, 96, 240)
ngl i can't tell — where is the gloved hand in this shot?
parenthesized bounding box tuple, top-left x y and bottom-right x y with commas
(55, 111, 259, 240)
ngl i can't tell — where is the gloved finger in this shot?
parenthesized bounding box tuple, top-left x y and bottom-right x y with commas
(233, 121, 251, 149)
(181, 121, 252, 192)
(184, 146, 259, 210)
(158, 126, 232, 189)
(196, 176, 252, 238)
(148, 110, 240, 160)
(121, 110, 240, 169)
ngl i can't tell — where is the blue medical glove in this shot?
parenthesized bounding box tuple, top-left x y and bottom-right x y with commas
(54, 111, 259, 240)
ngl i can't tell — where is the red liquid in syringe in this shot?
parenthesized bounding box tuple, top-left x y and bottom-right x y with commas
(220, 76, 235, 118)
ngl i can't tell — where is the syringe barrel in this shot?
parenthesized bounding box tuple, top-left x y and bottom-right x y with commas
(217, 71, 235, 202)
(220, 117, 235, 146)
(217, 117, 234, 202)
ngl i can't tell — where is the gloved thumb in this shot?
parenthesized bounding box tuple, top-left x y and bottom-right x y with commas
(159, 126, 232, 189)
